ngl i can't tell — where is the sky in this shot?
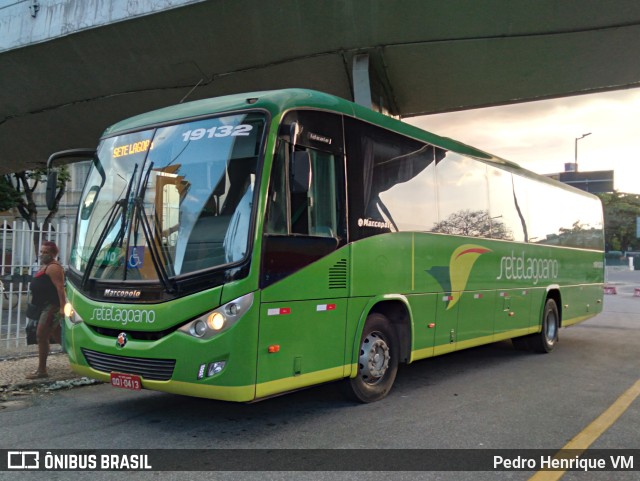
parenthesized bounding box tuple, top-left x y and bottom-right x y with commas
(406, 87, 640, 195)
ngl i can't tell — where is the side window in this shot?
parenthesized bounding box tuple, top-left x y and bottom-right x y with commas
(261, 110, 347, 287)
(294, 149, 340, 238)
(433, 153, 490, 238)
(265, 145, 344, 238)
(487, 166, 525, 242)
(525, 179, 604, 249)
(345, 117, 439, 240)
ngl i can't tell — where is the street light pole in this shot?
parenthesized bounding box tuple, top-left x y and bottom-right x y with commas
(574, 132, 592, 172)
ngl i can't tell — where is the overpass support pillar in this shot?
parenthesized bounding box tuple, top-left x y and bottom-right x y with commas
(352, 53, 398, 118)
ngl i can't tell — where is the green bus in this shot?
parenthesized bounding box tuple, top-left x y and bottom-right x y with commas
(57, 89, 604, 403)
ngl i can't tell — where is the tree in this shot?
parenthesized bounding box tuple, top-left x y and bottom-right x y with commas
(597, 191, 640, 252)
(2, 167, 71, 230)
(0, 176, 23, 212)
(431, 209, 513, 240)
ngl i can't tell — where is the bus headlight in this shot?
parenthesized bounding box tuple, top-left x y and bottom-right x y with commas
(64, 302, 84, 324)
(179, 292, 254, 339)
(193, 320, 207, 337)
(207, 312, 225, 331)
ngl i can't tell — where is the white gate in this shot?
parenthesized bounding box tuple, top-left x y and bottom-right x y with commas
(1, 219, 71, 353)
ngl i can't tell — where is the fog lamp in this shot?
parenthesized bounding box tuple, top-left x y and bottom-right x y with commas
(207, 361, 226, 376)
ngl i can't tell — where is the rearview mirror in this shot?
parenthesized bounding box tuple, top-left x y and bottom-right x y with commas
(46, 148, 97, 210)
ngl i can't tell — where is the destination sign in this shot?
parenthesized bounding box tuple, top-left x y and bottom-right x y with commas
(112, 139, 153, 158)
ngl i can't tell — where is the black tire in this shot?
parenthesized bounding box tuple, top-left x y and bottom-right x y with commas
(529, 298, 559, 353)
(343, 313, 399, 403)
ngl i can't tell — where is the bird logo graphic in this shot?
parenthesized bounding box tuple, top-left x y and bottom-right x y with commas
(427, 244, 491, 310)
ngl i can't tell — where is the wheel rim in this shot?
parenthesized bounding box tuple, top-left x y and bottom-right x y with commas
(358, 331, 390, 384)
(545, 309, 558, 344)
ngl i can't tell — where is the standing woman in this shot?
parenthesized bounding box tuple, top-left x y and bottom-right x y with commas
(26, 240, 67, 379)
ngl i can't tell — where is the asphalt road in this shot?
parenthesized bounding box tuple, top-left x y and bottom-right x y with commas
(1, 277, 639, 481)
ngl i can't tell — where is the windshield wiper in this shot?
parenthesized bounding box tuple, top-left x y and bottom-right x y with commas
(81, 164, 138, 290)
(81, 198, 125, 290)
(128, 162, 175, 293)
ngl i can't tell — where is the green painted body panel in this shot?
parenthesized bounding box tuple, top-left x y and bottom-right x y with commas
(65, 284, 260, 401)
(406, 294, 438, 360)
(66, 283, 222, 331)
(349, 232, 603, 355)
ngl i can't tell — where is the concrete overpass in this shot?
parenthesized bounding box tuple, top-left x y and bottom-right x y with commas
(2, 0, 640, 174)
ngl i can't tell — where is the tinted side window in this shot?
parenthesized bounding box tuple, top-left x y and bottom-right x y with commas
(525, 179, 604, 249)
(433, 153, 490, 238)
(345, 117, 439, 240)
(487, 166, 526, 242)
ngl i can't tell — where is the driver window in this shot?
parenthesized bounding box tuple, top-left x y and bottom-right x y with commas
(262, 141, 346, 287)
(266, 145, 343, 239)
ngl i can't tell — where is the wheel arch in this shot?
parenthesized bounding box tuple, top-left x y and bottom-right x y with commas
(349, 295, 413, 374)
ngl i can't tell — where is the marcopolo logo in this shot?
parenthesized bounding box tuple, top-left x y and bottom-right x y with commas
(104, 288, 141, 299)
(496, 251, 559, 285)
(90, 306, 156, 326)
(357, 218, 392, 229)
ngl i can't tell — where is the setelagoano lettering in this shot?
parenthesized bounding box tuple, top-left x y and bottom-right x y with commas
(91, 306, 156, 325)
(496, 251, 559, 285)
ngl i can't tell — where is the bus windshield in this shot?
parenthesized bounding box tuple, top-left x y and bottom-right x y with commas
(70, 112, 266, 282)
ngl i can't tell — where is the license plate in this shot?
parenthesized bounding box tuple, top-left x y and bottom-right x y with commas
(110, 372, 142, 391)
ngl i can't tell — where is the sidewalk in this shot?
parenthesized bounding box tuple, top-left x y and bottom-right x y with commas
(0, 351, 99, 397)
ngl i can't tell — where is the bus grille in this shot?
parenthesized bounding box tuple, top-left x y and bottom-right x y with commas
(81, 349, 176, 381)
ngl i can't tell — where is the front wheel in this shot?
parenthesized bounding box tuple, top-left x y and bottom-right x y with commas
(344, 313, 399, 403)
(529, 298, 559, 353)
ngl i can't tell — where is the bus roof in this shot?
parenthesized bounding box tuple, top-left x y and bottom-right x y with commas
(102, 88, 598, 199)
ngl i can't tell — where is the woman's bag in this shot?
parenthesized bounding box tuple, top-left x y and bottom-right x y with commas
(25, 303, 42, 345)
(26, 302, 43, 320)
(25, 317, 38, 345)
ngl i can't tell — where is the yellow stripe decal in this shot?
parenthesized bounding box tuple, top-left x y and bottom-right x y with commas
(562, 314, 593, 327)
(256, 366, 345, 398)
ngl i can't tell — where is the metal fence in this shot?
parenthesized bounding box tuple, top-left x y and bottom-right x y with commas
(1, 219, 71, 353)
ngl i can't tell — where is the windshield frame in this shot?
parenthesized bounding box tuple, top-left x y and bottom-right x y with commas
(69, 108, 270, 293)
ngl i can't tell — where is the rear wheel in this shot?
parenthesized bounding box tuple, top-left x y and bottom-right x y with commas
(344, 313, 399, 403)
(529, 298, 559, 353)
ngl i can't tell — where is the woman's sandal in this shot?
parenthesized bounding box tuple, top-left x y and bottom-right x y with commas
(26, 371, 49, 379)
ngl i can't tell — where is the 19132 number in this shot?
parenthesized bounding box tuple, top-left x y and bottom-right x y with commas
(182, 124, 253, 141)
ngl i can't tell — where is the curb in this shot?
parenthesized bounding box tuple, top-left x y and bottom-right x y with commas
(2, 376, 102, 394)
